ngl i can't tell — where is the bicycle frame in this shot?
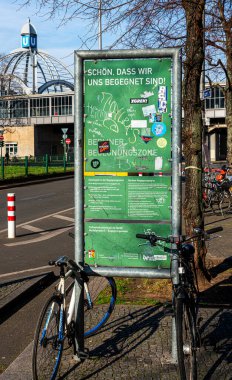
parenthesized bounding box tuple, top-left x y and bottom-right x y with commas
(54, 266, 94, 336)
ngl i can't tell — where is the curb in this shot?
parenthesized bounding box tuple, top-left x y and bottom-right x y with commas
(0, 342, 33, 380)
(0, 173, 74, 190)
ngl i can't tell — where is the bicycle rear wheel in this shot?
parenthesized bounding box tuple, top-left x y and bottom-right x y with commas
(66, 276, 116, 338)
(208, 190, 222, 214)
(219, 190, 232, 215)
(175, 297, 197, 380)
(32, 295, 64, 380)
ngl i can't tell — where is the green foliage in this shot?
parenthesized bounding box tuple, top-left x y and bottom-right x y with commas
(96, 278, 168, 306)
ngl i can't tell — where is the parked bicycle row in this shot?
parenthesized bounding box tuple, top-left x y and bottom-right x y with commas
(203, 165, 232, 215)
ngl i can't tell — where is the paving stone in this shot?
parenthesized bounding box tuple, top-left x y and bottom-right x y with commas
(53, 305, 232, 379)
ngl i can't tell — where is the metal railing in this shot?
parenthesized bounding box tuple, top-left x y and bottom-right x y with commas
(0, 154, 74, 180)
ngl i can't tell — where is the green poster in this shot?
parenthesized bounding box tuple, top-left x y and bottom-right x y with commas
(85, 176, 171, 221)
(84, 58, 172, 173)
(85, 222, 171, 268)
(83, 56, 174, 268)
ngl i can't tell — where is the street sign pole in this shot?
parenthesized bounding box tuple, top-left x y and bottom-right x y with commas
(61, 128, 68, 162)
(0, 135, 4, 160)
(63, 140, 67, 161)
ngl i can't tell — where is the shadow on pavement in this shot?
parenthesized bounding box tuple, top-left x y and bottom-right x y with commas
(209, 257, 232, 278)
(58, 305, 174, 380)
(200, 308, 232, 380)
(15, 224, 74, 238)
(199, 278, 232, 379)
(200, 275, 232, 307)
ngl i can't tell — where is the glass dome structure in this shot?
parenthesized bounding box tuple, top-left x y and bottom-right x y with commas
(0, 19, 74, 96)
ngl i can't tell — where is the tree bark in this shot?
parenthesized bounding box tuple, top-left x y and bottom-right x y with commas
(182, 0, 209, 279)
(225, 22, 232, 164)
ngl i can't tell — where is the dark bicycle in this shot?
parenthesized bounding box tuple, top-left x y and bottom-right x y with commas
(136, 226, 223, 380)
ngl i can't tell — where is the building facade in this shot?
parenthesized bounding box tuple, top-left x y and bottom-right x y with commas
(0, 92, 74, 156)
(205, 86, 227, 162)
(0, 19, 74, 158)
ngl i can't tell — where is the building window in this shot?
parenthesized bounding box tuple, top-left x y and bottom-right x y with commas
(30, 97, 49, 117)
(5, 143, 18, 156)
(9, 99, 28, 118)
(205, 86, 225, 109)
(52, 96, 72, 116)
(0, 100, 9, 118)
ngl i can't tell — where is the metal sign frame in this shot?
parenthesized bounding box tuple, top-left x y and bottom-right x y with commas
(74, 48, 182, 280)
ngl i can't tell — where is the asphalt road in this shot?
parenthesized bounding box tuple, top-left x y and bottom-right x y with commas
(0, 178, 75, 372)
(0, 178, 75, 275)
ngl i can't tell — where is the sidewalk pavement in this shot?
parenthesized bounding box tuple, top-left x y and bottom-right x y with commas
(0, 211, 231, 379)
(0, 305, 231, 379)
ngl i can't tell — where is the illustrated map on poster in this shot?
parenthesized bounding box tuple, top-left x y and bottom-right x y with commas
(84, 58, 172, 173)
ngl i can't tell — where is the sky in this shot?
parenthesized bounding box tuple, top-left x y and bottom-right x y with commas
(0, 0, 115, 73)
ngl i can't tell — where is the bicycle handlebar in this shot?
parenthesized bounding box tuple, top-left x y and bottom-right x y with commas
(136, 226, 223, 246)
(136, 233, 172, 244)
(48, 256, 84, 272)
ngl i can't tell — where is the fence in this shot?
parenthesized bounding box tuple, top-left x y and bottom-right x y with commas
(0, 154, 74, 180)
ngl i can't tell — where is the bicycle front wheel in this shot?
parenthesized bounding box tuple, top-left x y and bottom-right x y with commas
(219, 190, 232, 215)
(66, 276, 116, 338)
(175, 297, 197, 380)
(32, 295, 64, 380)
(84, 276, 117, 337)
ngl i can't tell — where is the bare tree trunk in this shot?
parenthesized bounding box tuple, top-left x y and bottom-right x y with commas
(182, 0, 209, 280)
(225, 27, 232, 164)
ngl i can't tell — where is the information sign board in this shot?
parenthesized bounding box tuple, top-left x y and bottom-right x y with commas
(82, 56, 174, 268)
(85, 176, 171, 221)
(85, 222, 171, 268)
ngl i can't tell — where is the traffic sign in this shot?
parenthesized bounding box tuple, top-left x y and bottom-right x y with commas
(66, 138, 71, 145)
(61, 128, 68, 134)
(0, 135, 4, 140)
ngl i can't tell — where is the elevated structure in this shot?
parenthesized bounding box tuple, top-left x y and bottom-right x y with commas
(0, 19, 74, 157)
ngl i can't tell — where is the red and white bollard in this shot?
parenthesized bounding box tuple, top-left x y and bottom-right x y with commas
(7, 193, 16, 238)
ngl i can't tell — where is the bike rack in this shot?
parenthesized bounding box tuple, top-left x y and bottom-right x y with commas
(74, 48, 182, 362)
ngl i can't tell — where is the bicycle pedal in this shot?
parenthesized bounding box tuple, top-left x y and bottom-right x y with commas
(77, 348, 89, 359)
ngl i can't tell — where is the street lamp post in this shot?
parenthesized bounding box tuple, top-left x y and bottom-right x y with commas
(98, 0, 102, 50)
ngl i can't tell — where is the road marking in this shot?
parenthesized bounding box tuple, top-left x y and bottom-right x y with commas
(52, 215, 75, 222)
(20, 193, 56, 201)
(0, 265, 51, 279)
(4, 225, 73, 247)
(21, 225, 48, 234)
(0, 207, 74, 234)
